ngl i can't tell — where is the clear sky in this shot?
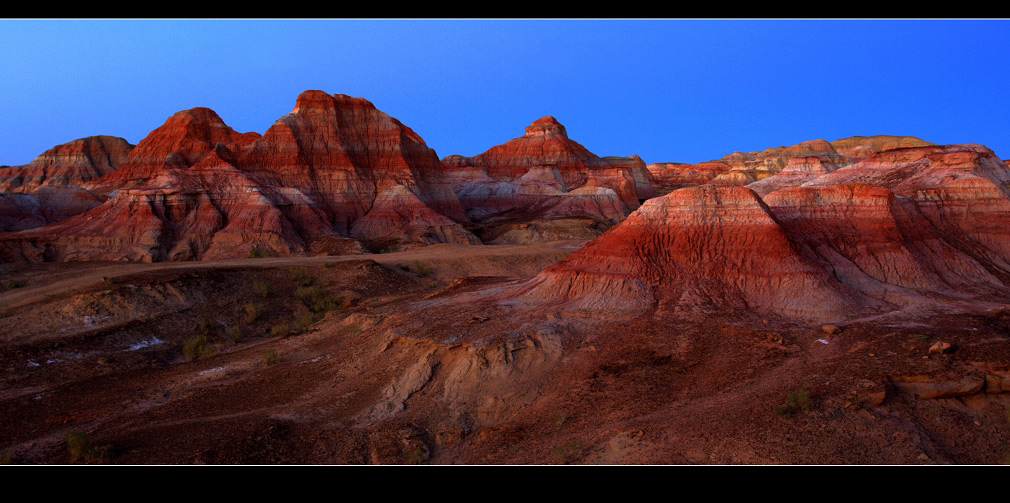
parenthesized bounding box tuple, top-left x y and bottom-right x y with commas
(3, 19, 1010, 166)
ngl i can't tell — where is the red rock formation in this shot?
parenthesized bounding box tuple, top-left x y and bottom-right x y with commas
(0, 91, 480, 261)
(507, 144, 1010, 322)
(764, 183, 1004, 304)
(0, 187, 108, 233)
(0, 193, 45, 232)
(444, 117, 650, 225)
(0, 136, 133, 193)
(509, 185, 867, 321)
(716, 139, 849, 181)
(601, 155, 657, 200)
(85, 108, 260, 194)
(239, 91, 474, 246)
(800, 144, 1010, 276)
(0, 136, 132, 230)
(646, 161, 729, 190)
(746, 156, 843, 196)
(649, 136, 934, 193)
(830, 135, 934, 163)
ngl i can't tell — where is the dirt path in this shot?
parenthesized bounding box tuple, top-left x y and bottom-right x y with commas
(0, 240, 588, 311)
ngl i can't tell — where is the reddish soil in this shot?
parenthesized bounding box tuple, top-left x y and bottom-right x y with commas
(2, 240, 1010, 465)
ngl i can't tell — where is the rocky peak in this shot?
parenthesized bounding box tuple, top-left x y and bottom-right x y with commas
(524, 116, 568, 138)
(291, 90, 335, 114)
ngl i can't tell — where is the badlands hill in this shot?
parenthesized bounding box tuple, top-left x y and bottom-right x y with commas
(5, 91, 1010, 465)
(0, 93, 663, 260)
(516, 143, 1010, 325)
(0, 92, 483, 262)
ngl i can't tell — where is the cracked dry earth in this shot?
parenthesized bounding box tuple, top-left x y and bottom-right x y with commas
(2, 241, 1010, 465)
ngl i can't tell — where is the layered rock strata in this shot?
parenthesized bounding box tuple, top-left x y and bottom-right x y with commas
(443, 117, 652, 226)
(506, 144, 1010, 322)
(0, 91, 479, 261)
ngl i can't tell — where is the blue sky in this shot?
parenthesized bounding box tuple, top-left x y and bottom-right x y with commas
(3, 19, 1010, 166)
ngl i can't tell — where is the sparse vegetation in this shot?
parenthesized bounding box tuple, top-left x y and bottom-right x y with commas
(551, 412, 569, 431)
(289, 267, 313, 286)
(405, 447, 426, 465)
(243, 302, 262, 323)
(66, 431, 91, 462)
(183, 334, 215, 361)
(263, 348, 279, 366)
(227, 325, 244, 343)
(2, 279, 23, 290)
(295, 285, 338, 313)
(552, 439, 584, 464)
(293, 310, 315, 332)
(252, 279, 271, 298)
(414, 261, 432, 277)
(66, 431, 113, 463)
(195, 317, 213, 337)
(247, 247, 269, 258)
(0, 449, 10, 465)
(379, 244, 399, 254)
(270, 324, 289, 337)
(918, 335, 932, 342)
(397, 264, 410, 272)
(774, 388, 813, 418)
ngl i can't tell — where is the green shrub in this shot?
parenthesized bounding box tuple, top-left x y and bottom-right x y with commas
(66, 431, 91, 462)
(227, 325, 243, 343)
(195, 317, 213, 337)
(247, 247, 268, 258)
(293, 310, 315, 332)
(252, 280, 271, 298)
(379, 244, 399, 254)
(295, 286, 338, 314)
(289, 267, 313, 286)
(66, 431, 113, 463)
(183, 334, 214, 361)
(263, 349, 279, 366)
(2, 279, 24, 290)
(774, 388, 813, 418)
(243, 302, 262, 324)
(405, 447, 426, 465)
(414, 261, 432, 277)
(270, 324, 289, 337)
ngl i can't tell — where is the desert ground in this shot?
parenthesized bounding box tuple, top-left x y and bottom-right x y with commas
(3, 238, 1010, 465)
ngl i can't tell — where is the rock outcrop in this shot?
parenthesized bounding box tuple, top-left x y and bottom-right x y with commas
(646, 161, 729, 190)
(505, 144, 1010, 322)
(509, 184, 867, 321)
(830, 135, 935, 163)
(649, 136, 935, 193)
(0, 136, 134, 193)
(745, 156, 843, 196)
(237, 91, 477, 249)
(0, 136, 133, 230)
(0, 91, 479, 261)
(443, 117, 652, 226)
